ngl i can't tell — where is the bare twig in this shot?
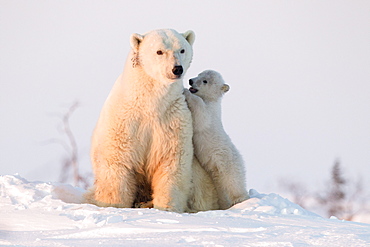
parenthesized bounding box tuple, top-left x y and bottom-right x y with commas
(46, 101, 91, 189)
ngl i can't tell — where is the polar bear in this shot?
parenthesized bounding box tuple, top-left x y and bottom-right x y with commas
(85, 29, 198, 213)
(184, 70, 249, 209)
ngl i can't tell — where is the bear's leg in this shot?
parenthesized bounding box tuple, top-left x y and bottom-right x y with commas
(210, 172, 234, 210)
(227, 169, 250, 205)
(93, 166, 138, 208)
(207, 162, 249, 210)
(188, 157, 220, 212)
(227, 184, 249, 207)
(151, 159, 192, 213)
(218, 166, 249, 208)
(148, 117, 194, 213)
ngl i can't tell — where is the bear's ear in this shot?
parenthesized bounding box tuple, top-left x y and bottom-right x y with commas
(221, 84, 230, 93)
(182, 30, 195, 46)
(130, 33, 144, 51)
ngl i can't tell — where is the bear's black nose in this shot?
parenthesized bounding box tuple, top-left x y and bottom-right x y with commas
(172, 66, 183, 76)
(189, 79, 193, 86)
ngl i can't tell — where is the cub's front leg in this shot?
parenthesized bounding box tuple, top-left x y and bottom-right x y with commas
(184, 89, 211, 130)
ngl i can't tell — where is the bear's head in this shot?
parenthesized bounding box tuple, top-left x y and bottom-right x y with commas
(188, 70, 230, 102)
(130, 29, 195, 84)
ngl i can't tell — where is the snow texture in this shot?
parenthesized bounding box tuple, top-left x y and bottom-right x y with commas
(1, 174, 369, 246)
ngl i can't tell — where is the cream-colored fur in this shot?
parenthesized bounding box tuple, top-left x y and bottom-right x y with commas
(130, 156, 220, 212)
(184, 70, 249, 209)
(85, 29, 197, 213)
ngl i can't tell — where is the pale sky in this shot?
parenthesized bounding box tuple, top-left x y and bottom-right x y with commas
(1, 1, 370, 193)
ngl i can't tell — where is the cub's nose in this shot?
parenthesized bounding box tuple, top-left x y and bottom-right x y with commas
(189, 79, 193, 86)
(172, 66, 183, 76)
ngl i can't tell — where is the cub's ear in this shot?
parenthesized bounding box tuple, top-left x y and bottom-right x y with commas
(182, 30, 195, 46)
(130, 33, 144, 51)
(221, 84, 230, 93)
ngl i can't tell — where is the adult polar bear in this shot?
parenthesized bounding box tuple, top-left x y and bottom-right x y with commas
(85, 29, 218, 213)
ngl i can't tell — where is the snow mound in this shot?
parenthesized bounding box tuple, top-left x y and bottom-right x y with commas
(1, 174, 370, 246)
(0, 174, 316, 219)
(0, 174, 84, 207)
(231, 189, 320, 217)
(0, 174, 316, 217)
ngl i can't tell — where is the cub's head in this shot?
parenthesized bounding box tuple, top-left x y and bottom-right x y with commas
(188, 70, 230, 101)
(130, 29, 195, 84)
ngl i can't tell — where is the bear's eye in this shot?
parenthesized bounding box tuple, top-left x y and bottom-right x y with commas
(203, 80, 208, 84)
(157, 50, 163, 55)
(180, 49, 185, 54)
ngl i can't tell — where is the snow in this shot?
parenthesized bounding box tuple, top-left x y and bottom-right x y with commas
(1, 175, 370, 246)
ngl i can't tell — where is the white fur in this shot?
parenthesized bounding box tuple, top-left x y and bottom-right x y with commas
(185, 70, 249, 209)
(188, 156, 219, 211)
(85, 29, 197, 213)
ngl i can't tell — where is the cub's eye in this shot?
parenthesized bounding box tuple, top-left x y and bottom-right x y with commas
(180, 49, 185, 54)
(157, 50, 163, 55)
(203, 80, 208, 84)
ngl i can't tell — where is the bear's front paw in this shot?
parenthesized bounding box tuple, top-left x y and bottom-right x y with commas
(183, 89, 194, 103)
(183, 88, 191, 97)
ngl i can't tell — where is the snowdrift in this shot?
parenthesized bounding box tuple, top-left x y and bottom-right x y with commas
(1, 174, 369, 246)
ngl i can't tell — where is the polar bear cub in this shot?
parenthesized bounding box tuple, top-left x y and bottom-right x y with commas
(184, 70, 249, 209)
